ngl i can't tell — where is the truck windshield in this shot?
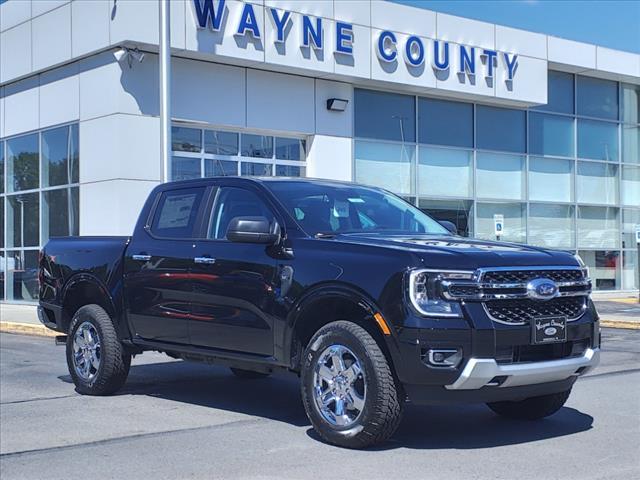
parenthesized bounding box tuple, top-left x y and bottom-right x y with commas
(266, 182, 449, 236)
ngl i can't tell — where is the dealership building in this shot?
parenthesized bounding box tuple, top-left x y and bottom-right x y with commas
(0, 0, 639, 310)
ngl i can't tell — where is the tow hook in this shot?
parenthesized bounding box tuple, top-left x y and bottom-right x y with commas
(55, 335, 68, 346)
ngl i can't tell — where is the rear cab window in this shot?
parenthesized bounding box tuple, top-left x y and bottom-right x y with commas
(150, 187, 206, 238)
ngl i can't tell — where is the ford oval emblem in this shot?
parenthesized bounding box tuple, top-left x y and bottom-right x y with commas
(544, 327, 557, 336)
(526, 278, 559, 301)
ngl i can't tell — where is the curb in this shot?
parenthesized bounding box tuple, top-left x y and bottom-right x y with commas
(600, 320, 640, 330)
(0, 322, 59, 338)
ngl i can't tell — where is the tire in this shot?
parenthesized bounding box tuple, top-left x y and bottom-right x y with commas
(229, 367, 271, 379)
(66, 304, 131, 396)
(300, 321, 403, 449)
(487, 388, 572, 420)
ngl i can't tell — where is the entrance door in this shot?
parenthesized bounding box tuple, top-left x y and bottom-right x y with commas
(190, 186, 278, 356)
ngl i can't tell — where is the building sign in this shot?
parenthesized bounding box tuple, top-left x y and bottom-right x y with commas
(494, 214, 504, 237)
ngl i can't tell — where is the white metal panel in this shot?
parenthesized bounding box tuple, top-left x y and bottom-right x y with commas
(596, 47, 640, 78)
(371, 1, 435, 38)
(315, 79, 353, 137)
(3, 77, 39, 137)
(333, 0, 370, 27)
(495, 55, 548, 105)
(0, 23, 32, 83)
(0, 86, 4, 138)
(32, 3, 72, 72)
(436, 12, 494, 51)
(31, 0, 68, 18)
(170, 0, 186, 50)
(0, 0, 31, 32)
(333, 23, 370, 79)
(265, 1, 333, 19)
(246, 69, 315, 133)
(79, 114, 161, 184)
(496, 25, 546, 60)
(39, 65, 80, 128)
(172, 58, 246, 127)
(110, 0, 159, 46)
(548, 36, 596, 71)
(433, 41, 496, 98)
(306, 134, 352, 181)
(80, 179, 159, 236)
(71, 0, 110, 58)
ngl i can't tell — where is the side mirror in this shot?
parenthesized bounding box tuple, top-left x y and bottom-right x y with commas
(438, 220, 458, 235)
(226, 216, 281, 244)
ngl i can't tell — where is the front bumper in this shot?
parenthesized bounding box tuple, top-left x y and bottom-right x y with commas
(446, 347, 599, 390)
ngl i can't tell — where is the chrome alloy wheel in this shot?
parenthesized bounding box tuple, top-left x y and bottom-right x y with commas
(73, 322, 101, 381)
(313, 344, 366, 427)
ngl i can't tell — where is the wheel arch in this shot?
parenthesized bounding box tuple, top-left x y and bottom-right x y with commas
(60, 274, 121, 335)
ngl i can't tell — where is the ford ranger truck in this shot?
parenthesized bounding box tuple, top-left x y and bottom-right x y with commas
(38, 177, 600, 448)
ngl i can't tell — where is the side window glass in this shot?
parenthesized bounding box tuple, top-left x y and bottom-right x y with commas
(208, 187, 274, 240)
(150, 187, 205, 238)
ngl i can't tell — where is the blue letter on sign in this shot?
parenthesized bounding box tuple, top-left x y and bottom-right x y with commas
(335, 22, 353, 54)
(236, 3, 261, 38)
(459, 45, 475, 75)
(504, 53, 518, 80)
(270, 8, 291, 43)
(302, 16, 323, 49)
(404, 36, 424, 66)
(193, 0, 225, 30)
(377, 31, 397, 62)
(433, 40, 450, 70)
(482, 49, 497, 78)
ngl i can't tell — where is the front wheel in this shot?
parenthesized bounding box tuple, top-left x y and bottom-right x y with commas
(66, 304, 131, 396)
(487, 389, 572, 420)
(300, 321, 403, 449)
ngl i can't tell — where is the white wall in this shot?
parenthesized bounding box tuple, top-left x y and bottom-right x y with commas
(307, 135, 352, 182)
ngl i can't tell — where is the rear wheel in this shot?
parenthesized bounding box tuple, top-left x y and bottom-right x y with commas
(66, 304, 131, 396)
(487, 389, 572, 420)
(300, 321, 403, 449)
(229, 367, 271, 379)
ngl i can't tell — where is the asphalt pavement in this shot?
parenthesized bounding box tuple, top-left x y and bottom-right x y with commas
(1, 329, 639, 480)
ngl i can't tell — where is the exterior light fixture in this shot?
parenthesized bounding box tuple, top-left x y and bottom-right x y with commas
(113, 47, 145, 67)
(326, 98, 349, 111)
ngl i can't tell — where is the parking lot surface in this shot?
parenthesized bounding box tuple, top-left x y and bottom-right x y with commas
(1, 329, 639, 480)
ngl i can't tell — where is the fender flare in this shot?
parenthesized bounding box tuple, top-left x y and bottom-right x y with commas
(61, 273, 122, 331)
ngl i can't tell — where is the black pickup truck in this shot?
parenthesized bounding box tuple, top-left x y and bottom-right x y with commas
(39, 177, 600, 448)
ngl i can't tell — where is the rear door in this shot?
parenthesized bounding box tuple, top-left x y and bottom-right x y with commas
(189, 186, 279, 356)
(123, 186, 207, 344)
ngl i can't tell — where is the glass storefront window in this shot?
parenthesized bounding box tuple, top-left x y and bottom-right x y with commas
(241, 162, 272, 176)
(7, 134, 39, 193)
(1, 141, 4, 193)
(623, 125, 639, 164)
(171, 156, 200, 180)
(533, 71, 574, 115)
(418, 98, 473, 148)
(577, 76, 618, 120)
(0, 197, 4, 249)
(528, 203, 575, 249)
(275, 165, 305, 177)
(577, 162, 618, 205)
(0, 252, 5, 300)
(42, 126, 77, 187)
(577, 206, 619, 249)
(418, 146, 472, 198)
(204, 159, 237, 177)
(204, 130, 238, 155)
(622, 209, 640, 249)
(621, 83, 639, 125)
(5, 250, 39, 301)
(476, 152, 525, 200)
(476, 202, 526, 243)
(577, 119, 619, 161)
(275, 137, 305, 161)
(622, 166, 640, 206)
(623, 250, 638, 290)
(578, 250, 620, 290)
(172, 127, 201, 153)
(354, 89, 416, 142)
(241, 134, 273, 158)
(418, 199, 473, 237)
(42, 187, 79, 243)
(528, 112, 574, 157)
(354, 140, 414, 195)
(7, 193, 39, 248)
(476, 106, 526, 153)
(529, 157, 574, 203)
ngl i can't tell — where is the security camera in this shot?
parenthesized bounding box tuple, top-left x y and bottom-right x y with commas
(113, 47, 145, 67)
(113, 48, 128, 63)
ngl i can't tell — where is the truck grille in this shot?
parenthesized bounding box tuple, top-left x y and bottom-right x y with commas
(484, 296, 588, 325)
(482, 269, 584, 284)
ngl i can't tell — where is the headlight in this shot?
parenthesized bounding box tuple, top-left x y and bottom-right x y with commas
(408, 269, 473, 318)
(574, 253, 590, 279)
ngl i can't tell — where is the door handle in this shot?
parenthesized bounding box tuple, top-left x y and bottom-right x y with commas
(132, 254, 151, 261)
(194, 257, 216, 265)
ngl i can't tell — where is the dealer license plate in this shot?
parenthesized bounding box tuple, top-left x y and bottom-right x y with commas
(532, 315, 567, 344)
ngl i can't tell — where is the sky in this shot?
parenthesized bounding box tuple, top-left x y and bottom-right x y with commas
(393, 0, 640, 54)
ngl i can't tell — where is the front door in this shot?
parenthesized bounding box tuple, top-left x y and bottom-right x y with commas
(190, 186, 278, 356)
(124, 186, 206, 344)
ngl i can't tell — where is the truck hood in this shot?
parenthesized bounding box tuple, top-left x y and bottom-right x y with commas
(332, 233, 578, 270)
